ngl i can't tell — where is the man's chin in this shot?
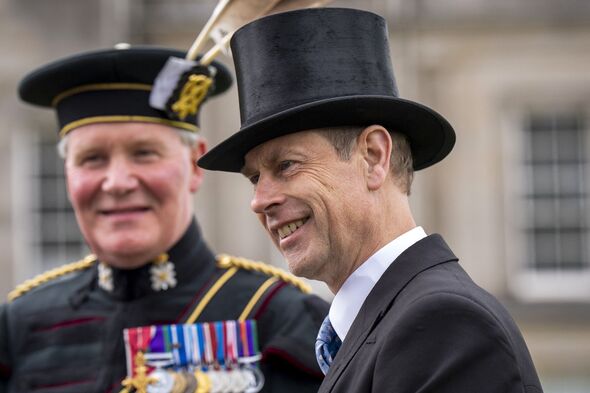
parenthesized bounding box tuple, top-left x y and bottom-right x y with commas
(95, 250, 154, 269)
(92, 238, 160, 268)
(285, 255, 317, 279)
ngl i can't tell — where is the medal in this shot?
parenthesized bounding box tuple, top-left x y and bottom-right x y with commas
(181, 371, 198, 393)
(195, 369, 212, 393)
(145, 352, 175, 393)
(146, 369, 175, 393)
(124, 326, 156, 378)
(170, 370, 189, 393)
(122, 320, 264, 393)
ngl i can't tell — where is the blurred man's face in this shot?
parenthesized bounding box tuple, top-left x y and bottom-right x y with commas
(65, 122, 204, 268)
(242, 130, 371, 289)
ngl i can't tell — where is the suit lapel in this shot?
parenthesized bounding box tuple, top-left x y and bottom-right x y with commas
(319, 234, 458, 392)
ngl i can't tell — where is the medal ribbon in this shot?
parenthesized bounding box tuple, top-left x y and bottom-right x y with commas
(202, 322, 215, 368)
(225, 320, 238, 367)
(246, 320, 255, 357)
(122, 320, 261, 380)
(170, 324, 188, 368)
(239, 320, 249, 358)
(190, 324, 201, 367)
(215, 321, 226, 368)
(196, 323, 207, 370)
(208, 322, 218, 368)
(124, 326, 155, 377)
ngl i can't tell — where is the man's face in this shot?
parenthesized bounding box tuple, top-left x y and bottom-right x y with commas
(65, 122, 204, 268)
(242, 130, 371, 288)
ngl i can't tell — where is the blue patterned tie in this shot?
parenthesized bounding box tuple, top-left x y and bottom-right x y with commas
(315, 315, 342, 375)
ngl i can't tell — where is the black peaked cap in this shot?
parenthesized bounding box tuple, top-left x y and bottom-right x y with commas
(19, 46, 232, 136)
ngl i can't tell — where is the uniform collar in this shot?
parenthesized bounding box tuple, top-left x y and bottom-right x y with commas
(329, 226, 427, 341)
(95, 218, 214, 301)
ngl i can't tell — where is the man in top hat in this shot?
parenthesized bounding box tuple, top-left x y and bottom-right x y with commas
(0, 46, 328, 393)
(199, 8, 544, 393)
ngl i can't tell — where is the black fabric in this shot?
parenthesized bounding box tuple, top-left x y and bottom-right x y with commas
(0, 219, 328, 393)
(318, 235, 544, 393)
(198, 8, 455, 172)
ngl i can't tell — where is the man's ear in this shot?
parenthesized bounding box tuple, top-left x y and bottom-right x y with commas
(189, 138, 208, 193)
(358, 125, 392, 191)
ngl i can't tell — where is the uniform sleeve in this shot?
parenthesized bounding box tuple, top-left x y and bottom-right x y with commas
(257, 287, 329, 393)
(0, 303, 11, 393)
(373, 293, 531, 393)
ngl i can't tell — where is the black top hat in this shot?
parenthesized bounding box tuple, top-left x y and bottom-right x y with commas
(198, 8, 455, 172)
(19, 46, 232, 137)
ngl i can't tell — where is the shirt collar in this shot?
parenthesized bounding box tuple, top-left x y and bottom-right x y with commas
(329, 226, 427, 341)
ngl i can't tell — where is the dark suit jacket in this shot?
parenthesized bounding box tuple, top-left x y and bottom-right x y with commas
(319, 234, 543, 393)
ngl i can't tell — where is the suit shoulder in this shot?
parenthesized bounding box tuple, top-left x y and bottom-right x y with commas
(216, 254, 312, 294)
(7, 255, 97, 302)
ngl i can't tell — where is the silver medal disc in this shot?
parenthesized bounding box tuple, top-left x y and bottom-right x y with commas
(147, 369, 175, 393)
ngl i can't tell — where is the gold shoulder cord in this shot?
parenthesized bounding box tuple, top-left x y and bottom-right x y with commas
(184, 266, 239, 324)
(7, 254, 97, 302)
(184, 254, 312, 324)
(217, 254, 312, 294)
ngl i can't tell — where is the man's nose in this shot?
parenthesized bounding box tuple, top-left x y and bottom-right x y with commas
(101, 158, 139, 195)
(250, 176, 286, 214)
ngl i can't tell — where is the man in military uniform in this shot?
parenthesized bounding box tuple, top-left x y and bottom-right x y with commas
(0, 46, 328, 393)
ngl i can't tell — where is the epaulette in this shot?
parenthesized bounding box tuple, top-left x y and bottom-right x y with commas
(216, 254, 312, 294)
(7, 254, 97, 302)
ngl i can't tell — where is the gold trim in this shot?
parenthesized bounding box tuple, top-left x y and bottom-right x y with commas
(59, 116, 199, 137)
(8, 254, 97, 302)
(238, 277, 278, 321)
(171, 74, 213, 120)
(153, 253, 169, 265)
(217, 254, 312, 294)
(184, 267, 238, 324)
(120, 352, 157, 393)
(52, 83, 152, 107)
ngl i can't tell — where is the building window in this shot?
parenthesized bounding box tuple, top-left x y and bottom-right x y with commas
(524, 113, 589, 272)
(31, 131, 87, 270)
(511, 110, 590, 301)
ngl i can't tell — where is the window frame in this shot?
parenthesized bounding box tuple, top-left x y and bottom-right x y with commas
(502, 99, 590, 302)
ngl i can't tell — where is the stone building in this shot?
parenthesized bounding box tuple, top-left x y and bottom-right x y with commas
(0, 0, 588, 391)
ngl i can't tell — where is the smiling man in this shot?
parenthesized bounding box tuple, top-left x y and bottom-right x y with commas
(64, 122, 198, 271)
(199, 8, 544, 393)
(0, 46, 328, 393)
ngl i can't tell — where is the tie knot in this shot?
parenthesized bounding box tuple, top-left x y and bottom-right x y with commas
(315, 316, 342, 375)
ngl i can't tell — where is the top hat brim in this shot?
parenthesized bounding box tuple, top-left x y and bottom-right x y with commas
(198, 95, 455, 172)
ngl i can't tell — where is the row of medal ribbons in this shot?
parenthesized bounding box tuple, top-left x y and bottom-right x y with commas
(122, 320, 264, 393)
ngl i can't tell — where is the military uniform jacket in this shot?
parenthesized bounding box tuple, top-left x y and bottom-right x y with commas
(319, 234, 543, 393)
(0, 220, 328, 393)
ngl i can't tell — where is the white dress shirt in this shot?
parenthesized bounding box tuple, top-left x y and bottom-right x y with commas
(329, 226, 427, 341)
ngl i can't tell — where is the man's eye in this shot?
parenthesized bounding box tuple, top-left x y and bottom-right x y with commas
(279, 160, 294, 171)
(80, 154, 103, 165)
(249, 174, 260, 185)
(134, 149, 159, 160)
(135, 149, 155, 156)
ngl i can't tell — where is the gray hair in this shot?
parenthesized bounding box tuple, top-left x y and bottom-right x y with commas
(317, 126, 414, 195)
(57, 127, 200, 159)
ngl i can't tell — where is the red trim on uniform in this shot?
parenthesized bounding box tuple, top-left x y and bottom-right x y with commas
(263, 346, 324, 379)
(32, 316, 106, 332)
(107, 380, 123, 393)
(253, 281, 288, 320)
